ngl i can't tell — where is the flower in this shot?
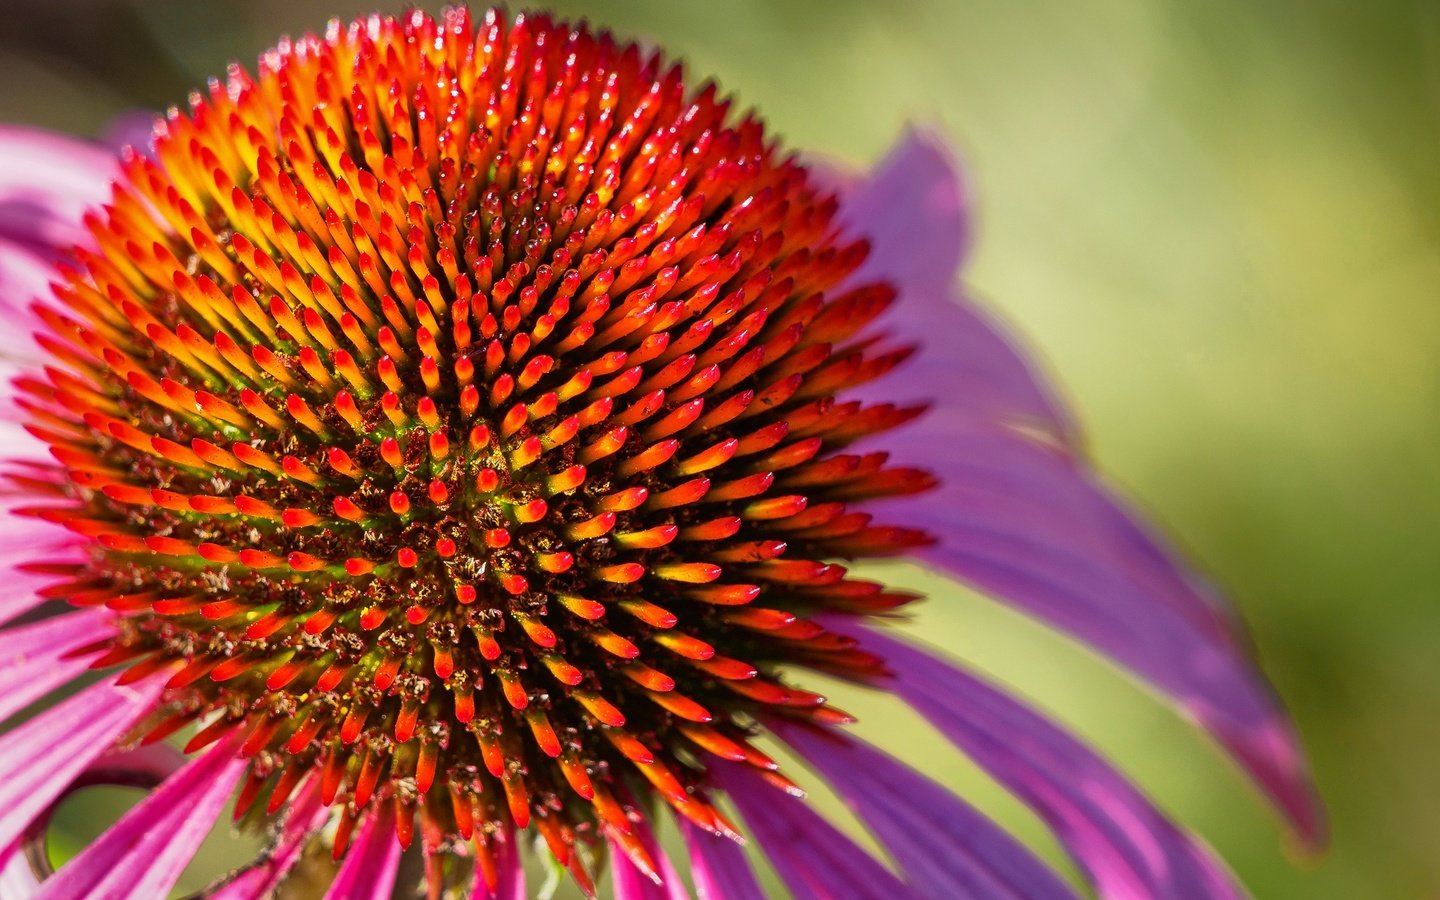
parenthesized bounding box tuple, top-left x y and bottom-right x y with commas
(0, 7, 1321, 899)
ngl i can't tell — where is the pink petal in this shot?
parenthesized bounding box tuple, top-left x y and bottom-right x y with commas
(84, 741, 187, 786)
(0, 127, 116, 257)
(774, 721, 1076, 899)
(0, 608, 116, 723)
(680, 819, 765, 900)
(0, 741, 188, 894)
(324, 803, 402, 900)
(210, 776, 329, 900)
(0, 564, 70, 627)
(714, 762, 913, 900)
(0, 503, 77, 547)
(38, 729, 247, 899)
(0, 528, 84, 626)
(874, 417, 1321, 843)
(0, 236, 59, 362)
(0, 495, 86, 628)
(0, 837, 40, 898)
(0, 676, 164, 853)
(854, 624, 1245, 900)
(609, 815, 687, 900)
(471, 829, 525, 900)
(835, 130, 1074, 443)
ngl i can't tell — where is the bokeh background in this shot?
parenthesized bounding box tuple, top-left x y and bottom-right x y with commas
(2, 0, 1436, 897)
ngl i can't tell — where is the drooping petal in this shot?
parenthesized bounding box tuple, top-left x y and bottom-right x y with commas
(0, 127, 116, 257)
(714, 763, 913, 900)
(210, 776, 329, 900)
(875, 417, 1321, 842)
(836, 130, 1320, 843)
(681, 818, 765, 900)
(37, 727, 246, 899)
(0, 607, 116, 723)
(774, 721, 1078, 900)
(324, 802, 402, 900)
(0, 676, 165, 853)
(854, 624, 1245, 900)
(609, 815, 687, 900)
(835, 130, 1075, 443)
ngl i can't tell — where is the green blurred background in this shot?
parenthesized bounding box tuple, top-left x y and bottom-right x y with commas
(3, 0, 1435, 897)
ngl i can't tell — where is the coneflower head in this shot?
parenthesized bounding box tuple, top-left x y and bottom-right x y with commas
(21, 6, 934, 887)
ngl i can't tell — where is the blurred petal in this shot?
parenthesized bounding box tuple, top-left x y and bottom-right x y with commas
(37, 728, 245, 899)
(0, 560, 74, 626)
(775, 722, 1077, 900)
(609, 815, 686, 900)
(838, 130, 969, 296)
(103, 110, 159, 157)
(835, 130, 1074, 443)
(0, 528, 80, 626)
(681, 819, 764, 900)
(324, 803, 402, 900)
(715, 762, 913, 900)
(471, 829, 525, 900)
(210, 777, 329, 900)
(0, 837, 39, 899)
(0, 236, 58, 361)
(0, 677, 164, 853)
(855, 625, 1244, 900)
(0, 126, 116, 256)
(0, 607, 115, 722)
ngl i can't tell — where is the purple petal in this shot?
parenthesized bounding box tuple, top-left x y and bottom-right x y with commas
(853, 624, 1245, 900)
(0, 676, 164, 853)
(774, 721, 1077, 900)
(472, 829, 525, 900)
(840, 129, 969, 295)
(0, 608, 116, 723)
(0, 127, 116, 257)
(210, 776, 329, 900)
(834, 130, 1074, 443)
(873, 416, 1321, 842)
(37, 727, 246, 899)
(713, 762, 914, 900)
(609, 815, 687, 900)
(324, 803, 402, 900)
(681, 818, 765, 900)
(833, 130, 1319, 842)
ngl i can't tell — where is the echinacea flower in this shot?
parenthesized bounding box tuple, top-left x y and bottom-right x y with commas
(0, 7, 1322, 899)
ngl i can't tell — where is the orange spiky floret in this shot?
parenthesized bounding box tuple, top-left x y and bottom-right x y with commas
(20, 5, 935, 887)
